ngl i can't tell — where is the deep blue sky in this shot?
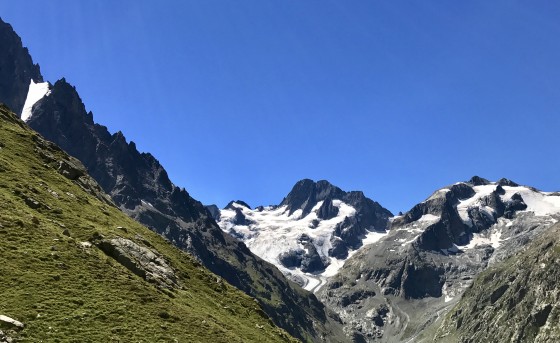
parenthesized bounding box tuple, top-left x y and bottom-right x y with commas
(1, 1, 559, 214)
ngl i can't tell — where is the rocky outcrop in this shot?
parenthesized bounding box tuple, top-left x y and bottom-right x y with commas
(317, 198, 339, 220)
(0, 315, 24, 329)
(0, 18, 43, 114)
(31, 132, 114, 206)
(278, 235, 329, 273)
(0, 330, 14, 343)
(205, 204, 221, 221)
(96, 236, 180, 290)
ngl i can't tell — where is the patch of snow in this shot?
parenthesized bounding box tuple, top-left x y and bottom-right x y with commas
(456, 185, 497, 226)
(141, 200, 154, 208)
(399, 236, 419, 247)
(464, 228, 503, 249)
(442, 283, 454, 302)
(361, 230, 388, 246)
(21, 80, 51, 121)
(417, 214, 440, 222)
(500, 186, 560, 216)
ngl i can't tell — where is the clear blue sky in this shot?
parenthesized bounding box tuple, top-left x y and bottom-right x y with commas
(1, 1, 559, 214)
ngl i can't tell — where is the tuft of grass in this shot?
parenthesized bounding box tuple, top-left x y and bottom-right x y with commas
(0, 105, 298, 342)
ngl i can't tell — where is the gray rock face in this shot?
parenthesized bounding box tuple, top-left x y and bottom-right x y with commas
(97, 237, 180, 290)
(0, 18, 43, 114)
(280, 180, 392, 233)
(278, 235, 328, 273)
(279, 249, 305, 269)
(300, 241, 328, 273)
(281, 179, 346, 217)
(317, 198, 339, 220)
(205, 204, 221, 221)
(0, 315, 24, 329)
(0, 329, 14, 343)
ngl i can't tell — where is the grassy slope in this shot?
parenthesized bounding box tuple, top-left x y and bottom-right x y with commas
(0, 104, 298, 342)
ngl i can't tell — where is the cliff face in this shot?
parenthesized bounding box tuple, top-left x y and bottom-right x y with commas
(0, 18, 43, 114)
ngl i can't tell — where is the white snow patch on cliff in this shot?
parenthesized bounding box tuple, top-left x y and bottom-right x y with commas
(21, 80, 50, 121)
(501, 187, 560, 216)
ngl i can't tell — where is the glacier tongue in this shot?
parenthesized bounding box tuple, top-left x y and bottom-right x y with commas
(21, 79, 51, 121)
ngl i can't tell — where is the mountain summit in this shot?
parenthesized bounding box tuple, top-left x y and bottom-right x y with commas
(0, 18, 43, 114)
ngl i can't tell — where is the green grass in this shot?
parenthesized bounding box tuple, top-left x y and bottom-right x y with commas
(0, 105, 298, 342)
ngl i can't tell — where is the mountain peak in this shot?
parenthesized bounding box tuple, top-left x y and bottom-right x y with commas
(280, 178, 345, 216)
(468, 175, 491, 186)
(225, 200, 251, 210)
(497, 177, 519, 187)
(0, 17, 43, 114)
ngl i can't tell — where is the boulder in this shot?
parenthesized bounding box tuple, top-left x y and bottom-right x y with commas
(97, 237, 180, 290)
(0, 315, 23, 329)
